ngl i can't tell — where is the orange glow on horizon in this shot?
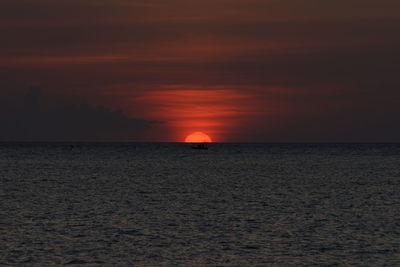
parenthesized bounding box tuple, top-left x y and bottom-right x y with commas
(130, 86, 270, 142)
(185, 132, 212, 143)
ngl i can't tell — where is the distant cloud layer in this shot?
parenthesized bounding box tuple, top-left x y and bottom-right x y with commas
(0, 88, 155, 141)
(0, 0, 399, 141)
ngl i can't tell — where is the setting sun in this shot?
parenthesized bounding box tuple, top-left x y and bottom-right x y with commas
(185, 132, 212, 143)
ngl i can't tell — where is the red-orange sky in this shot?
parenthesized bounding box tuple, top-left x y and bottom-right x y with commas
(0, 0, 400, 142)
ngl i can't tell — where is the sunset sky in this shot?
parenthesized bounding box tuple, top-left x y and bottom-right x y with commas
(1, 0, 399, 142)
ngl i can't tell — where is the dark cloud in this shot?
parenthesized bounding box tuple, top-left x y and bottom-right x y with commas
(0, 88, 157, 141)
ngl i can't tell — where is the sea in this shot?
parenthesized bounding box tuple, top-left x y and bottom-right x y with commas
(1, 143, 400, 266)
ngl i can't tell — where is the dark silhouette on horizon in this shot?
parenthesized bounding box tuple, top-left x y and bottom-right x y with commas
(0, 88, 157, 142)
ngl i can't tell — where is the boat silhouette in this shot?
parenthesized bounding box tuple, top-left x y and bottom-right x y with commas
(191, 143, 208, 150)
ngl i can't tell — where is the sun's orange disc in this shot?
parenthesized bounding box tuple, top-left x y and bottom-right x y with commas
(185, 132, 212, 143)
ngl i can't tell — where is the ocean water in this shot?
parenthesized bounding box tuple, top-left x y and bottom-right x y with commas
(1, 143, 400, 266)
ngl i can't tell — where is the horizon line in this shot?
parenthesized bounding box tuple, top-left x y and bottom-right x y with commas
(0, 141, 399, 144)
